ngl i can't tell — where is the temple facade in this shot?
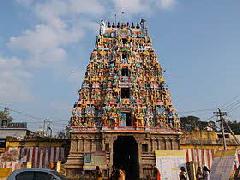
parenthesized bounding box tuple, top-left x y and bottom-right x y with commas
(65, 19, 181, 179)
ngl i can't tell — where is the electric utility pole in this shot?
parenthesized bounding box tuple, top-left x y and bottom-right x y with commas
(214, 108, 227, 150)
(43, 119, 52, 137)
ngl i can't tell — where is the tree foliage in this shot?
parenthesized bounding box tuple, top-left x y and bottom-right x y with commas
(180, 115, 216, 132)
(0, 108, 13, 126)
(180, 115, 240, 135)
(227, 120, 240, 135)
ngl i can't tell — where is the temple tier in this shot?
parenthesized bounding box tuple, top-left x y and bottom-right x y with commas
(70, 20, 180, 130)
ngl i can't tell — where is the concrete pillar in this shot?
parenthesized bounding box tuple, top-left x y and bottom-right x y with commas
(150, 138, 153, 152)
(76, 138, 79, 152)
(96, 136, 102, 151)
(160, 138, 166, 150)
(82, 139, 85, 152)
(157, 138, 160, 150)
(172, 138, 179, 150)
(109, 136, 117, 168)
(84, 138, 91, 152)
(170, 138, 173, 150)
(137, 139, 143, 179)
(166, 138, 171, 150)
(78, 138, 83, 152)
(152, 137, 158, 151)
(71, 139, 78, 152)
(91, 138, 96, 152)
(90, 139, 92, 152)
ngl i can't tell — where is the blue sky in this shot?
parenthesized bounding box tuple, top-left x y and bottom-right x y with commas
(0, 0, 240, 132)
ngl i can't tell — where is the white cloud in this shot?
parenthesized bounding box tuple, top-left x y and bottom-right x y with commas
(8, 24, 75, 66)
(29, 47, 67, 67)
(8, 19, 88, 66)
(157, 0, 176, 9)
(34, 0, 104, 22)
(3, 0, 177, 103)
(0, 56, 33, 102)
(9, 25, 64, 54)
(113, 0, 151, 14)
(10, 0, 176, 68)
(9, 0, 104, 67)
(112, 0, 176, 15)
(67, 0, 105, 15)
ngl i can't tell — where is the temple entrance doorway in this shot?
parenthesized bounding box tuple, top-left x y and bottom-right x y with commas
(113, 136, 139, 180)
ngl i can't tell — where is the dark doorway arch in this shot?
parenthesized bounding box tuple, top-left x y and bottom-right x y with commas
(113, 136, 139, 180)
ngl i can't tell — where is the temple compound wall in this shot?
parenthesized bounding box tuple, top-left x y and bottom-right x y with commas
(66, 129, 180, 179)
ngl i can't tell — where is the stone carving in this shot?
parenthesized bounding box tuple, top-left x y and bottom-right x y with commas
(70, 20, 180, 130)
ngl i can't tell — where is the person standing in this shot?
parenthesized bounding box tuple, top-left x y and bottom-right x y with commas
(179, 167, 187, 180)
(118, 167, 126, 180)
(110, 166, 119, 180)
(202, 166, 210, 180)
(196, 167, 203, 180)
(95, 166, 103, 180)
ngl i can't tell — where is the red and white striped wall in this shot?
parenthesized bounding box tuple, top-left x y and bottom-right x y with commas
(0, 146, 65, 170)
(19, 146, 65, 168)
(184, 149, 215, 168)
(0, 162, 21, 171)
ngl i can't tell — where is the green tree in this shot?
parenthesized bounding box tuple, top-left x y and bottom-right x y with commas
(180, 116, 200, 131)
(226, 120, 240, 135)
(180, 116, 216, 132)
(0, 108, 13, 127)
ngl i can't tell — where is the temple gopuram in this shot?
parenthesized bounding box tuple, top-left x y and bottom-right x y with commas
(65, 19, 181, 179)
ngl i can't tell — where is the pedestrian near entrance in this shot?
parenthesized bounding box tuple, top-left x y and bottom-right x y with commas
(202, 166, 210, 180)
(196, 167, 203, 180)
(179, 167, 187, 180)
(110, 166, 119, 180)
(118, 167, 126, 180)
(95, 166, 103, 180)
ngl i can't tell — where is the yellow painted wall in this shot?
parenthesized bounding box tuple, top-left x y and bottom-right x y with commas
(180, 144, 239, 150)
(6, 138, 65, 148)
(180, 130, 240, 150)
(0, 168, 12, 179)
(181, 130, 217, 142)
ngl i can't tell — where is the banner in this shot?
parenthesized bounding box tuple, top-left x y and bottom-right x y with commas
(83, 151, 107, 170)
(156, 150, 186, 180)
(210, 150, 236, 180)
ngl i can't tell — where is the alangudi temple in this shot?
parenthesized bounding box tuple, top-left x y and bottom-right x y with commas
(65, 19, 181, 179)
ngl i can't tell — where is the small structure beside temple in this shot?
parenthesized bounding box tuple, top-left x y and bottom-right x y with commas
(0, 136, 69, 173)
(0, 108, 29, 154)
(65, 19, 181, 179)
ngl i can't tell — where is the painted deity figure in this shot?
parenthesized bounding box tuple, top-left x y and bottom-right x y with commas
(100, 20, 106, 35)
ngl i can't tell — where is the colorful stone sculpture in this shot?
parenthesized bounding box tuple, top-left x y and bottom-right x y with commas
(70, 20, 180, 130)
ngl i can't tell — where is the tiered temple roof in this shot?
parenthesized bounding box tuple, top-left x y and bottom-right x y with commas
(70, 19, 180, 131)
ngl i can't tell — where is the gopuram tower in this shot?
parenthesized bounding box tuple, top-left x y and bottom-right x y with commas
(66, 19, 181, 179)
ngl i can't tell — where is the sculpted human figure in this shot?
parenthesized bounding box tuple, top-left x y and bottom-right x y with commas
(100, 20, 106, 35)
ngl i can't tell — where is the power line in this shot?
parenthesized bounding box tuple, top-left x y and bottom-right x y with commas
(214, 108, 227, 150)
(220, 95, 239, 109)
(179, 108, 215, 114)
(227, 102, 240, 113)
(221, 114, 240, 145)
(213, 108, 240, 149)
(0, 103, 69, 123)
(0, 104, 44, 121)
